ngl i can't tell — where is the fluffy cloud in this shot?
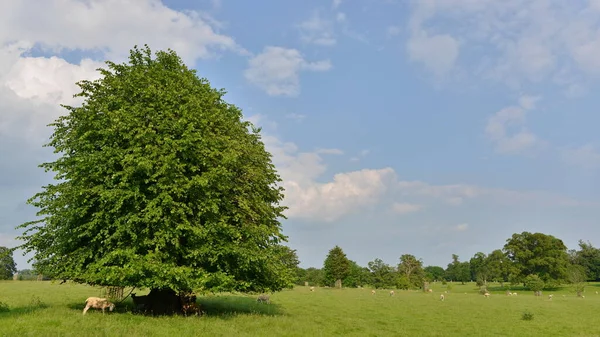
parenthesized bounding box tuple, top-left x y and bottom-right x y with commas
(244, 46, 332, 96)
(0, 0, 245, 64)
(560, 144, 600, 170)
(406, 31, 459, 77)
(485, 95, 543, 155)
(391, 202, 423, 215)
(406, 0, 600, 90)
(297, 12, 337, 46)
(454, 223, 469, 232)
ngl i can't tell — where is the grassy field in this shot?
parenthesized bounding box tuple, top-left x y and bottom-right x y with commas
(1, 281, 600, 336)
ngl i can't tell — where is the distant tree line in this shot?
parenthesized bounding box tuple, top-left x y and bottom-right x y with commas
(295, 232, 600, 291)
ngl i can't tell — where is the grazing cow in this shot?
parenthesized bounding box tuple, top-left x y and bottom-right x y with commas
(83, 297, 115, 315)
(310, 287, 315, 292)
(389, 290, 395, 297)
(371, 290, 376, 295)
(440, 294, 445, 301)
(483, 292, 490, 298)
(427, 289, 433, 293)
(512, 292, 517, 296)
(548, 294, 553, 300)
(257, 294, 270, 304)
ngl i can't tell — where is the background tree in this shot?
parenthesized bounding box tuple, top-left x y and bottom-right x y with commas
(0, 247, 17, 280)
(445, 254, 471, 284)
(323, 246, 351, 288)
(368, 258, 396, 289)
(424, 266, 445, 282)
(570, 240, 600, 281)
(524, 274, 545, 293)
(344, 261, 371, 288)
(470, 252, 491, 285)
(17, 46, 290, 314)
(302, 268, 325, 287)
(397, 254, 425, 288)
(566, 264, 587, 294)
(484, 249, 513, 287)
(504, 232, 570, 282)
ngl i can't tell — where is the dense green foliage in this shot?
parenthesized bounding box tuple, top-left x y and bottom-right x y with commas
(504, 232, 570, 282)
(2, 281, 600, 336)
(524, 275, 545, 292)
(397, 254, 425, 288)
(295, 232, 597, 291)
(0, 247, 17, 280)
(17, 46, 291, 293)
(322, 246, 351, 286)
(569, 240, 600, 281)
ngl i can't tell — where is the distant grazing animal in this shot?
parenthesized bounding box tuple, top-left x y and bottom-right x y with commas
(371, 290, 376, 295)
(427, 289, 433, 293)
(310, 287, 315, 292)
(548, 294, 553, 300)
(512, 292, 517, 296)
(131, 293, 150, 313)
(83, 297, 115, 315)
(483, 292, 490, 298)
(440, 294, 445, 301)
(389, 290, 395, 297)
(257, 294, 270, 304)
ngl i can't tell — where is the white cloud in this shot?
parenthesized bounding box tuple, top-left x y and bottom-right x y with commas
(315, 148, 344, 155)
(332, 0, 342, 9)
(387, 26, 401, 37)
(396, 179, 588, 208)
(5, 56, 104, 106)
(0, 0, 245, 65)
(391, 202, 423, 215)
(297, 12, 337, 46)
(561, 144, 600, 170)
(246, 114, 592, 224)
(244, 46, 332, 96)
(454, 223, 469, 232)
(485, 95, 543, 155)
(285, 113, 307, 121)
(336, 13, 347, 23)
(350, 149, 370, 162)
(407, 31, 459, 77)
(406, 0, 600, 91)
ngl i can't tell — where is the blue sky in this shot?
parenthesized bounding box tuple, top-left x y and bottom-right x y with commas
(1, 0, 600, 271)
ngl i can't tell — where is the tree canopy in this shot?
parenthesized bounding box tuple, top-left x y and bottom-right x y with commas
(323, 246, 351, 286)
(504, 232, 570, 282)
(17, 45, 291, 294)
(0, 247, 17, 280)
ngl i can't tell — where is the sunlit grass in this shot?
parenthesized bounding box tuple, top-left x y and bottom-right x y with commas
(1, 281, 599, 336)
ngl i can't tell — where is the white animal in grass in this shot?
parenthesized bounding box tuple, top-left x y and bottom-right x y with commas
(83, 297, 115, 315)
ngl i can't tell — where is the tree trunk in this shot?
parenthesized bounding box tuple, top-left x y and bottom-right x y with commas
(145, 288, 182, 316)
(335, 279, 342, 289)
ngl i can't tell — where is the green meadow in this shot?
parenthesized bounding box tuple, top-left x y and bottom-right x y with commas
(1, 281, 600, 337)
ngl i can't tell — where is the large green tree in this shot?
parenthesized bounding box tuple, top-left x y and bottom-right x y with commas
(445, 254, 471, 284)
(504, 232, 570, 282)
(423, 266, 445, 282)
(0, 247, 17, 280)
(17, 46, 291, 313)
(484, 249, 514, 287)
(470, 252, 491, 285)
(367, 258, 396, 289)
(323, 246, 351, 287)
(570, 240, 600, 281)
(343, 260, 371, 288)
(397, 254, 425, 288)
